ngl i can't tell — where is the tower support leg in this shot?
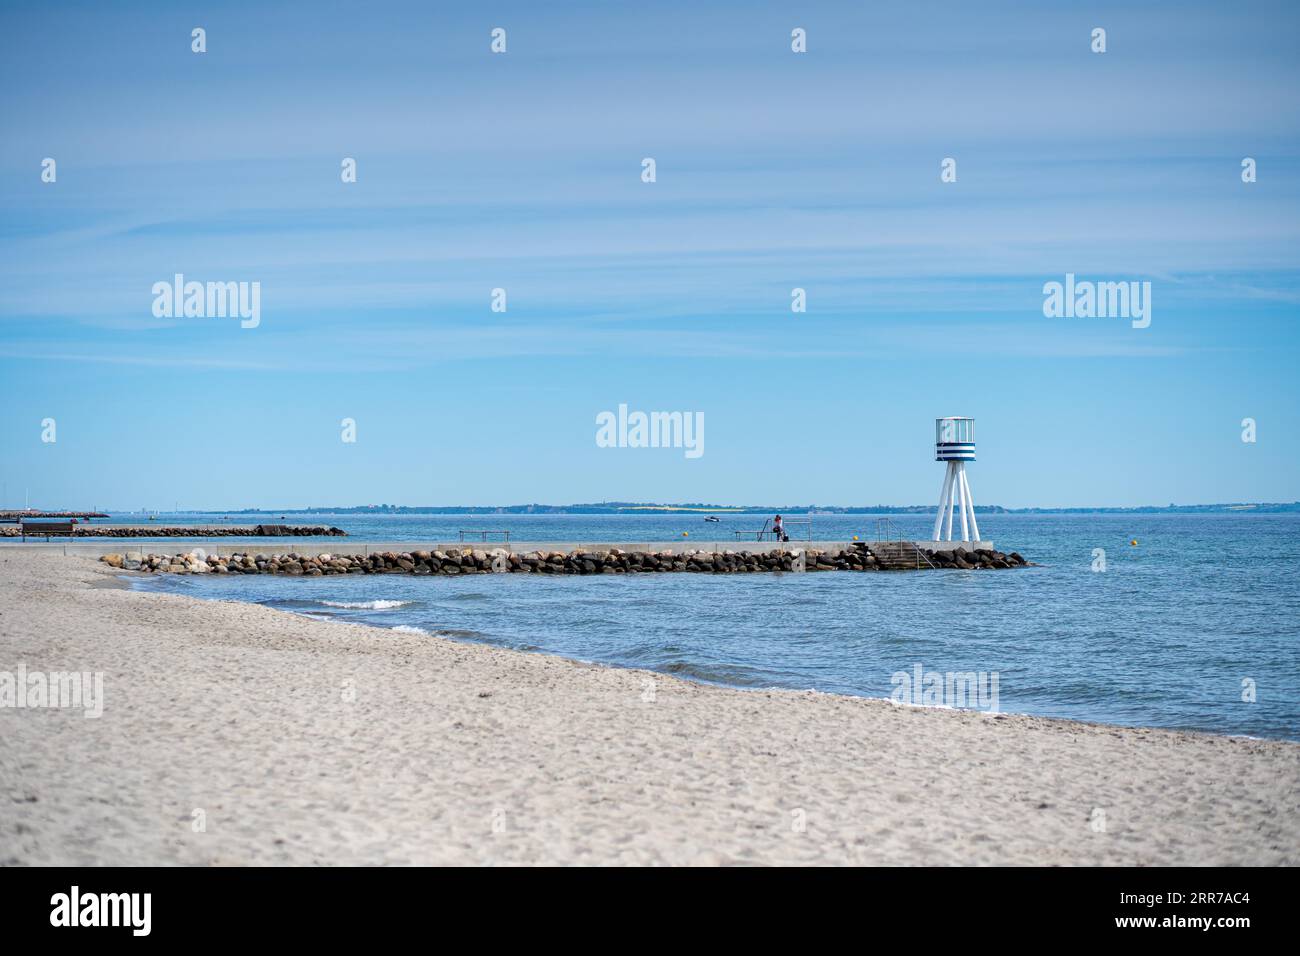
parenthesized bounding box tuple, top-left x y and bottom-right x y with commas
(962, 468, 980, 542)
(957, 463, 970, 542)
(945, 466, 956, 540)
(932, 462, 954, 541)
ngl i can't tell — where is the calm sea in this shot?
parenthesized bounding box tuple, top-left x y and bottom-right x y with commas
(127, 512, 1300, 740)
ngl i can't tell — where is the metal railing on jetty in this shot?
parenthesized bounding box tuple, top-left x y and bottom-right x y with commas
(872, 517, 935, 569)
(732, 516, 813, 543)
(458, 530, 511, 543)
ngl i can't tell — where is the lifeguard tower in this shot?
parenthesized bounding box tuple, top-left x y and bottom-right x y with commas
(932, 417, 980, 543)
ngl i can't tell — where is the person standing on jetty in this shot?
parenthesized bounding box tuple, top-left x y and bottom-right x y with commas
(773, 515, 789, 542)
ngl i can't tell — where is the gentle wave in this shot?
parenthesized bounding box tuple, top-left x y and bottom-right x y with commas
(322, 599, 414, 610)
(390, 625, 484, 639)
(661, 660, 777, 687)
(433, 628, 484, 639)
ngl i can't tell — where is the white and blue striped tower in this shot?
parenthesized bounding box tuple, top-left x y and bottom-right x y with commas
(932, 417, 981, 543)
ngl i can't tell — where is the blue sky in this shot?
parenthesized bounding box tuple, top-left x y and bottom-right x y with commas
(1, 0, 1297, 510)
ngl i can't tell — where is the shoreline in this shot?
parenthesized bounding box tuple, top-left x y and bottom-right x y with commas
(2, 552, 1297, 865)
(121, 572, 1292, 745)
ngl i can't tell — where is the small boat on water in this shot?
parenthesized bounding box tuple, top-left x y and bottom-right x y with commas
(703, 515, 721, 523)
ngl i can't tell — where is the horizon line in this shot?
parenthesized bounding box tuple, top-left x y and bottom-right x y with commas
(21, 500, 1299, 514)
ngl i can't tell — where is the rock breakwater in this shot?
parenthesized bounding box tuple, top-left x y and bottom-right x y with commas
(102, 543, 1028, 575)
(4, 525, 346, 539)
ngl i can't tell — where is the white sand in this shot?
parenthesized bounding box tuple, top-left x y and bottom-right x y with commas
(1, 551, 1296, 865)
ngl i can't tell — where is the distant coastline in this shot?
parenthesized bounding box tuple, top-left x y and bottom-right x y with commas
(143, 501, 1300, 516)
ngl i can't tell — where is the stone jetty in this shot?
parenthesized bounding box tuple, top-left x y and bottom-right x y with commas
(102, 543, 1028, 575)
(3, 525, 346, 539)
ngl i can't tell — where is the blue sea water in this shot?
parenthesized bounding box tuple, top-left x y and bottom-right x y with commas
(128, 512, 1300, 741)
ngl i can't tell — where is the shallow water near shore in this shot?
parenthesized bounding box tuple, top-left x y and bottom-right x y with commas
(130, 513, 1300, 740)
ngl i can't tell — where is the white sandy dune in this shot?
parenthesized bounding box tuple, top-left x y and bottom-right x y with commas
(1, 551, 1296, 865)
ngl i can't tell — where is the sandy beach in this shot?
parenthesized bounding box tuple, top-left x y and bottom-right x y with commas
(1, 550, 1296, 866)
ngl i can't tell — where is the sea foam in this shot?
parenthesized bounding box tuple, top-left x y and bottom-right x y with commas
(322, 599, 412, 610)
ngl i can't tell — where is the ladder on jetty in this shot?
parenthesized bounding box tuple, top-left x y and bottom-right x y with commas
(868, 518, 936, 570)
